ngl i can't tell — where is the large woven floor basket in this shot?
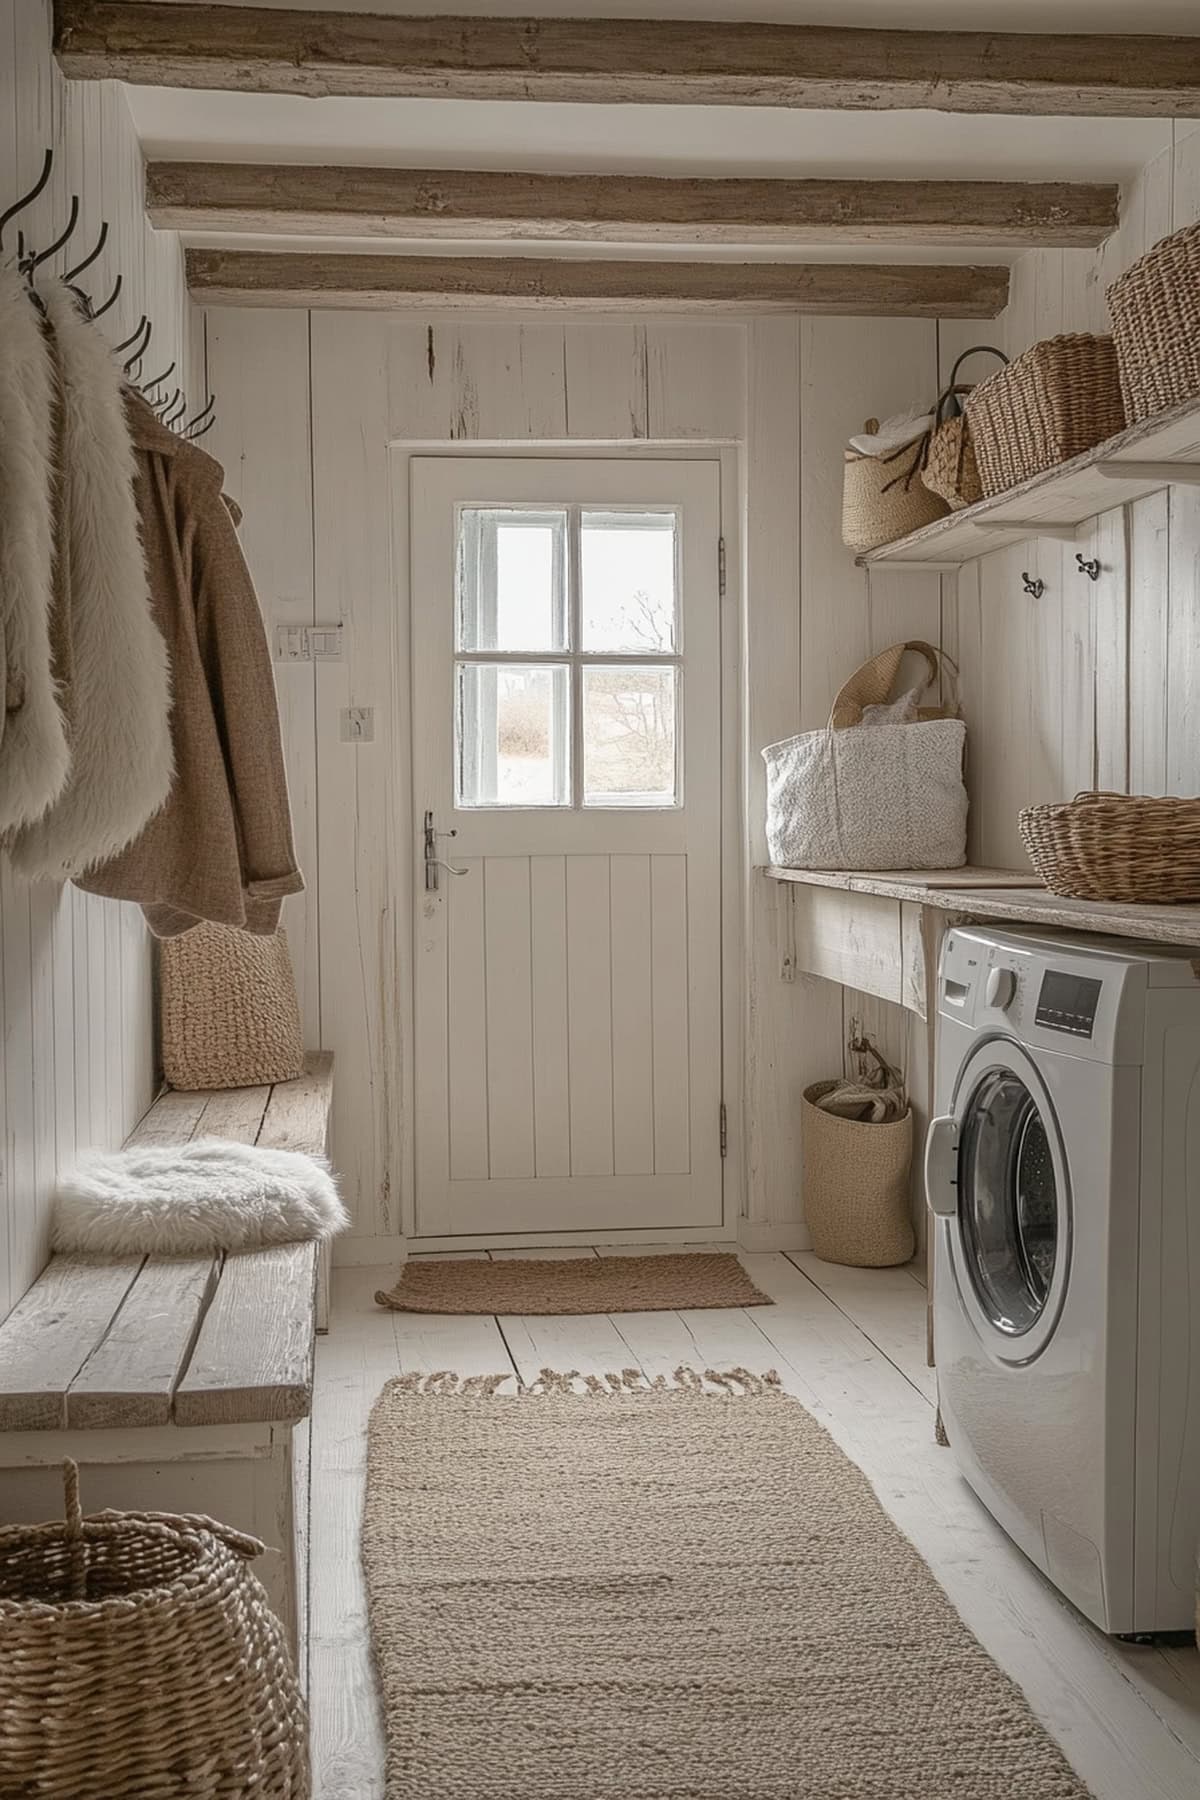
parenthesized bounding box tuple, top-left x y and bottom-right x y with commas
(964, 334, 1125, 496)
(0, 1465, 309, 1799)
(1019, 792, 1200, 904)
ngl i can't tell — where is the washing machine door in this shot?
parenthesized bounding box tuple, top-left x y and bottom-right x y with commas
(947, 1038, 1071, 1364)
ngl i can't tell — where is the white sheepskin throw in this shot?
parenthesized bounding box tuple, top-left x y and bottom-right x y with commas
(0, 261, 70, 832)
(52, 1139, 348, 1256)
(11, 278, 173, 880)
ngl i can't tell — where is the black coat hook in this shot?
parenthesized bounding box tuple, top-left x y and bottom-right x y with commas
(90, 271, 122, 319)
(0, 147, 53, 253)
(115, 314, 150, 358)
(162, 392, 189, 427)
(154, 386, 182, 418)
(23, 194, 80, 274)
(183, 394, 216, 437)
(1021, 571, 1046, 598)
(63, 219, 109, 286)
(188, 415, 216, 442)
(1075, 552, 1102, 582)
(140, 360, 176, 395)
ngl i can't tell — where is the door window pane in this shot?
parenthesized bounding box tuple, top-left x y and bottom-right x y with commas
(958, 1068, 1060, 1337)
(457, 508, 568, 651)
(457, 663, 570, 807)
(583, 665, 678, 808)
(581, 511, 677, 653)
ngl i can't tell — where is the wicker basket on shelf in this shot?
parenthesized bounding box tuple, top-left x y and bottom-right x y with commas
(0, 1462, 309, 1799)
(1107, 219, 1200, 423)
(964, 335, 1125, 497)
(842, 419, 949, 552)
(1018, 791, 1200, 904)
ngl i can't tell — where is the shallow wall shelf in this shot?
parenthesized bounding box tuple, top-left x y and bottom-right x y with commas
(764, 864, 1200, 952)
(856, 392, 1200, 569)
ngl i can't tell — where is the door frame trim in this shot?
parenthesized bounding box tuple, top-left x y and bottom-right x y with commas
(389, 439, 744, 1246)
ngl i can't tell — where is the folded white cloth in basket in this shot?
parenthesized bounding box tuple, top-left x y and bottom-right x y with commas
(52, 1138, 348, 1256)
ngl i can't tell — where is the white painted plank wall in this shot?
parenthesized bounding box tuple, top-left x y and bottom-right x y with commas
(0, 0, 199, 1319)
(207, 307, 949, 1253)
(943, 121, 1200, 868)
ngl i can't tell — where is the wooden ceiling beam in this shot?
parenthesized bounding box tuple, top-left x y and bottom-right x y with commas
(54, 3, 1200, 116)
(147, 164, 1119, 249)
(185, 249, 1010, 317)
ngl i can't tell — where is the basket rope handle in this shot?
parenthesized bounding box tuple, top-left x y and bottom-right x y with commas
(829, 640, 946, 730)
(62, 1459, 87, 1601)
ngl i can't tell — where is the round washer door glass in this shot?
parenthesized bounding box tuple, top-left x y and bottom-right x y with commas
(958, 1067, 1060, 1336)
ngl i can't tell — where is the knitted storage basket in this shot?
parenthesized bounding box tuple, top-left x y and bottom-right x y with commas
(1019, 791, 1200, 904)
(842, 419, 949, 553)
(964, 335, 1125, 496)
(1107, 219, 1200, 423)
(160, 922, 305, 1091)
(801, 1083, 914, 1268)
(0, 1463, 309, 1800)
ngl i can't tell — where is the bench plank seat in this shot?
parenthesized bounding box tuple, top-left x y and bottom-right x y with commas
(0, 1053, 334, 1434)
(174, 1242, 318, 1426)
(67, 1254, 219, 1430)
(0, 1256, 144, 1431)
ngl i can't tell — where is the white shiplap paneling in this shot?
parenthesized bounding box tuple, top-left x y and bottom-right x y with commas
(0, 0, 199, 1318)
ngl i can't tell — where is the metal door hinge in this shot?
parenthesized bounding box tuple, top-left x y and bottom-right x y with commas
(719, 1102, 728, 1158)
(717, 536, 727, 598)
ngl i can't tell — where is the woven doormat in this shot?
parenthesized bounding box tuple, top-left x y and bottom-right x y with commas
(374, 1252, 770, 1315)
(364, 1369, 1092, 1799)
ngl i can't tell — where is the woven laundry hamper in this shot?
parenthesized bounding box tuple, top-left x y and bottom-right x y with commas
(0, 1463, 309, 1800)
(802, 1081, 914, 1268)
(160, 922, 305, 1091)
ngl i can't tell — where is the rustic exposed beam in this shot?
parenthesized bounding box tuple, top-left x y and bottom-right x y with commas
(185, 250, 1010, 317)
(147, 164, 1119, 250)
(53, 3, 1200, 116)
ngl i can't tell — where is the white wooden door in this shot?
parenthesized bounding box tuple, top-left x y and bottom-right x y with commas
(410, 456, 724, 1239)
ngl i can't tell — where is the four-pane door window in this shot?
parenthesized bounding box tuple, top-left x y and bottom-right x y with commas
(455, 505, 681, 809)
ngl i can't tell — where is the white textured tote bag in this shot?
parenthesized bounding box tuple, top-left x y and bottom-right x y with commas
(763, 641, 968, 871)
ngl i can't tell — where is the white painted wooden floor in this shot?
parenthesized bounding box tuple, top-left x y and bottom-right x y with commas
(309, 1247, 1200, 1800)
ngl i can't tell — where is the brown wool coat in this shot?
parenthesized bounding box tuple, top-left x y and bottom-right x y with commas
(76, 393, 303, 935)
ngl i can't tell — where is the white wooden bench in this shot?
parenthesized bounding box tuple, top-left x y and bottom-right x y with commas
(0, 1052, 333, 1652)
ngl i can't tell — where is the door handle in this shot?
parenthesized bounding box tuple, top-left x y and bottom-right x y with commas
(423, 809, 469, 892)
(925, 1114, 960, 1218)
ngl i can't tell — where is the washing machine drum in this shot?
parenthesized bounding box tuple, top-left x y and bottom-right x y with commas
(948, 1042, 1072, 1361)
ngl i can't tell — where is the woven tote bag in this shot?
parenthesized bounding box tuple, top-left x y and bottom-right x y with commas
(921, 347, 1008, 511)
(763, 641, 968, 872)
(160, 922, 305, 1091)
(0, 1464, 309, 1800)
(842, 419, 949, 552)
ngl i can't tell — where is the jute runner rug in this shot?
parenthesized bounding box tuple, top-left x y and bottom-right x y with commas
(364, 1368, 1092, 1800)
(374, 1252, 770, 1315)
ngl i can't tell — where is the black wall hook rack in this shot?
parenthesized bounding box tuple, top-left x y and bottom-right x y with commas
(1021, 572, 1046, 598)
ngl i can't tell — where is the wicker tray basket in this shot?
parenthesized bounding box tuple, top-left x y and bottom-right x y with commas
(1107, 219, 1200, 423)
(1019, 791, 1200, 904)
(0, 1463, 309, 1799)
(964, 335, 1125, 497)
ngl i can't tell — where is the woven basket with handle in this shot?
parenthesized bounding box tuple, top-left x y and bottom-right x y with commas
(0, 1462, 309, 1799)
(964, 334, 1125, 496)
(1106, 219, 1200, 423)
(1019, 791, 1200, 904)
(160, 921, 305, 1091)
(829, 638, 961, 730)
(921, 346, 1008, 511)
(842, 417, 949, 553)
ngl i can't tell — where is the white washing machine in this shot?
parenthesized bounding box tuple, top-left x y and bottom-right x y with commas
(926, 923, 1200, 1637)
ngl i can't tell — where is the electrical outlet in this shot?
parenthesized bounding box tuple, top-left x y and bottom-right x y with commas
(340, 707, 374, 743)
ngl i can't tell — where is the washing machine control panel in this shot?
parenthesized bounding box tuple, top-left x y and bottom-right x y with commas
(1034, 968, 1103, 1038)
